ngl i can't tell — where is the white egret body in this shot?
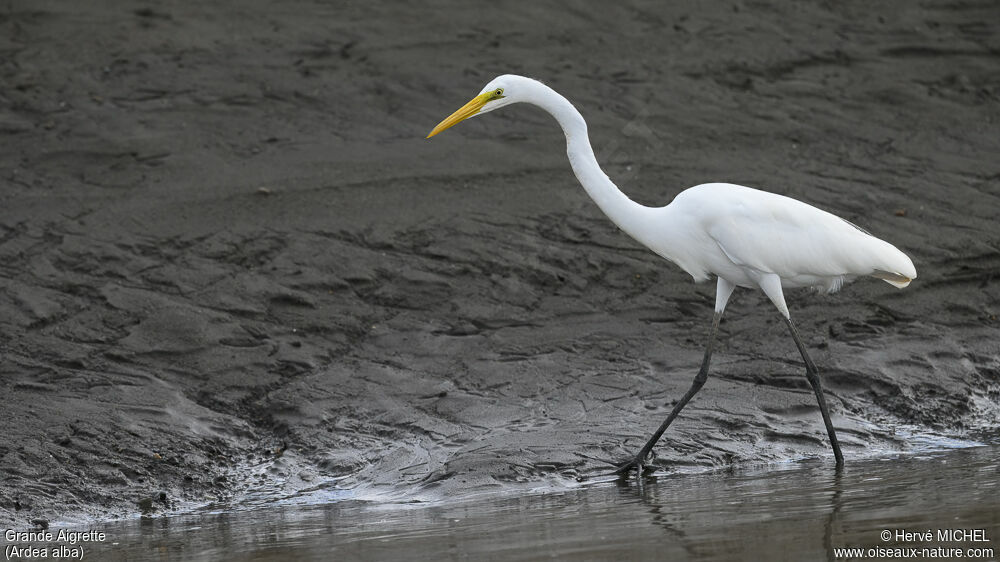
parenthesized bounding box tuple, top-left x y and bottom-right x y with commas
(428, 74, 916, 473)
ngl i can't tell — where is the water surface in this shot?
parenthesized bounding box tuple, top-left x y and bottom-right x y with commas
(65, 446, 999, 561)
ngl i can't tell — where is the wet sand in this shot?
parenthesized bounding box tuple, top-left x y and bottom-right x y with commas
(1, 0, 999, 527)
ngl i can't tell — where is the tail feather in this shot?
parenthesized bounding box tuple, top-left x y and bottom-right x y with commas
(872, 269, 912, 288)
(865, 235, 916, 289)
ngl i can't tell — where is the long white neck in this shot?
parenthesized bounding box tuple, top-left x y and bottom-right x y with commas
(524, 81, 656, 244)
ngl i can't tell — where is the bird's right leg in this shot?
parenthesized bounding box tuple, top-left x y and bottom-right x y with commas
(615, 277, 735, 476)
(757, 273, 844, 466)
(783, 317, 844, 466)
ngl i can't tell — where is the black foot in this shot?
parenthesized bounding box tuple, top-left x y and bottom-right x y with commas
(613, 453, 650, 477)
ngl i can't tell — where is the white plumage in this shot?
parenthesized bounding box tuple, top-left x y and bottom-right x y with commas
(428, 74, 917, 473)
(660, 182, 915, 289)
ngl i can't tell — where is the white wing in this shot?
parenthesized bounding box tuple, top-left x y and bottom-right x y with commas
(679, 184, 915, 288)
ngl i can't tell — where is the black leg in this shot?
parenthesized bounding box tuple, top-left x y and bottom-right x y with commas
(783, 317, 844, 466)
(616, 311, 723, 475)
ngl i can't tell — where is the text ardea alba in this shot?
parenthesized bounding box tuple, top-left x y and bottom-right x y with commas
(427, 74, 916, 474)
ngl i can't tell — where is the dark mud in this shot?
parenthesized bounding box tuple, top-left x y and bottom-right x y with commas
(1, 0, 999, 527)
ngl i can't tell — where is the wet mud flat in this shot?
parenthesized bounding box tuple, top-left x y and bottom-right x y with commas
(13, 445, 1000, 561)
(1, 0, 999, 527)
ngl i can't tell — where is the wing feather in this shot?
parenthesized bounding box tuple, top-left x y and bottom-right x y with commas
(684, 184, 914, 283)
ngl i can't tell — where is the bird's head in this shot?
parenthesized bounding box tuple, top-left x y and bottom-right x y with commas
(426, 75, 524, 138)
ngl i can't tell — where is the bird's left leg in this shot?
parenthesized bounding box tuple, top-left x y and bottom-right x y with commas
(757, 274, 844, 466)
(615, 277, 736, 476)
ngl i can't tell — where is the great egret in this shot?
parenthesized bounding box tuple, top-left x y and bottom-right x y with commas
(427, 74, 916, 474)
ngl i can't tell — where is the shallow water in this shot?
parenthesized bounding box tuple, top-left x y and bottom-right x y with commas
(24, 447, 1000, 561)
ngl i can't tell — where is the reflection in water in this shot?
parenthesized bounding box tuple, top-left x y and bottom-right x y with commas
(824, 468, 844, 562)
(73, 447, 1000, 560)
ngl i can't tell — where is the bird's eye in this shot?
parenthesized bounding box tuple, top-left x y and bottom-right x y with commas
(494, 89, 503, 96)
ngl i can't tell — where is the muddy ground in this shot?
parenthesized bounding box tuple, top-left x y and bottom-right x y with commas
(1, 0, 998, 527)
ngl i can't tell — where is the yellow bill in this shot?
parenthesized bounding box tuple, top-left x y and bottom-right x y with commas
(427, 92, 491, 138)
